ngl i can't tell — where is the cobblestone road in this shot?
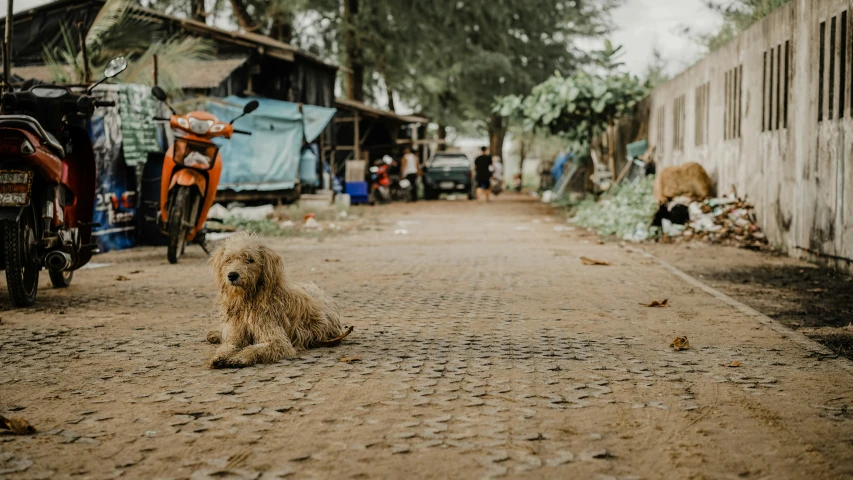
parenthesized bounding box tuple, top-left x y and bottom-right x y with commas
(1, 196, 852, 479)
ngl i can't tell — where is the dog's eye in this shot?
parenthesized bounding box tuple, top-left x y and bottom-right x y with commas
(245, 257, 254, 264)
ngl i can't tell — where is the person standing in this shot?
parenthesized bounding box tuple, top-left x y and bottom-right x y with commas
(474, 146, 493, 202)
(400, 147, 421, 202)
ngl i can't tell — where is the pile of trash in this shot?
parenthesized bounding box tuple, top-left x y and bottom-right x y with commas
(571, 176, 658, 239)
(655, 194, 768, 249)
(207, 203, 349, 237)
(569, 175, 769, 250)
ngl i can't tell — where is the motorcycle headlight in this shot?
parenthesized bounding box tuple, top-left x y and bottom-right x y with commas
(173, 139, 218, 170)
(188, 117, 215, 135)
(209, 124, 226, 133)
(183, 151, 211, 169)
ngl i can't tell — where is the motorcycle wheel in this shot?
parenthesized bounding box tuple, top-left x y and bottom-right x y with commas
(49, 270, 73, 288)
(3, 206, 40, 307)
(167, 187, 192, 264)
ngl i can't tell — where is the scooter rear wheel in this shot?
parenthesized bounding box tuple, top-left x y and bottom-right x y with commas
(3, 207, 40, 307)
(167, 187, 191, 264)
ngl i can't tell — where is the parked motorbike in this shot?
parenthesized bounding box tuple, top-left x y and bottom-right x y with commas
(369, 157, 392, 204)
(150, 87, 258, 263)
(0, 57, 127, 307)
(389, 174, 412, 202)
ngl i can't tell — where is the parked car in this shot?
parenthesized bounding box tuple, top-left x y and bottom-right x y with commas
(423, 153, 475, 200)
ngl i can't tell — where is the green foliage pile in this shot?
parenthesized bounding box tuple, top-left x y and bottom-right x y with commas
(571, 176, 658, 239)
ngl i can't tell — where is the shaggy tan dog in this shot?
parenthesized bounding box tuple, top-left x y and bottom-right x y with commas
(207, 232, 351, 368)
(653, 162, 714, 204)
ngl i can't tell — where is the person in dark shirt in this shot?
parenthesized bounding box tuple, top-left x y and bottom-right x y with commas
(474, 146, 493, 202)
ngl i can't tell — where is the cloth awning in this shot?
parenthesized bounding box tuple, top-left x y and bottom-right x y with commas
(204, 96, 336, 192)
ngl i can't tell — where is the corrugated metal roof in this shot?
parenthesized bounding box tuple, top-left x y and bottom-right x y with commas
(334, 98, 428, 124)
(179, 57, 248, 88)
(12, 57, 248, 89)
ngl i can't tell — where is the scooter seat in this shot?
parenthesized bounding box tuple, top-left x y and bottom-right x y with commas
(0, 115, 66, 157)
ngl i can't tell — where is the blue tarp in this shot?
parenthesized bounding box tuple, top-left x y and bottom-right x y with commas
(551, 152, 574, 184)
(204, 96, 336, 192)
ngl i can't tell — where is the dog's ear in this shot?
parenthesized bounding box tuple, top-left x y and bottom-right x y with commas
(258, 244, 284, 290)
(209, 243, 227, 288)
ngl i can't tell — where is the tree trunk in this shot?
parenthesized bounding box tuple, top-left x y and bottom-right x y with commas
(344, 0, 364, 102)
(271, 16, 294, 43)
(190, 0, 207, 23)
(229, 0, 254, 31)
(437, 125, 448, 151)
(518, 134, 527, 192)
(488, 114, 506, 162)
(384, 74, 395, 112)
(608, 121, 617, 181)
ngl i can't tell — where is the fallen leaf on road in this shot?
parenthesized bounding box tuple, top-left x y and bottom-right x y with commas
(722, 361, 742, 368)
(115, 275, 130, 281)
(339, 355, 361, 363)
(130, 270, 143, 274)
(324, 259, 341, 263)
(642, 299, 669, 307)
(580, 257, 611, 266)
(0, 415, 36, 435)
(670, 336, 691, 351)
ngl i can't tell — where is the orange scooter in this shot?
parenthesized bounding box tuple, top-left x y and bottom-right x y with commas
(151, 87, 258, 263)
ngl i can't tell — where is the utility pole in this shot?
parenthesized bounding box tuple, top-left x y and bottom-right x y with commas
(3, 0, 13, 92)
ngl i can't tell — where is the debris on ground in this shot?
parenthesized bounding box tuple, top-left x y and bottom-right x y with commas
(115, 275, 130, 281)
(0, 415, 36, 435)
(580, 257, 611, 266)
(642, 299, 669, 307)
(570, 174, 770, 250)
(209, 203, 357, 237)
(660, 193, 769, 250)
(572, 176, 658, 240)
(314, 326, 355, 348)
(339, 355, 362, 363)
(670, 336, 691, 351)
(723, 361, 742, 367)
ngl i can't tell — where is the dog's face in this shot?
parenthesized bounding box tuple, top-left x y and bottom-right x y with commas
(210, 233, 283, 295)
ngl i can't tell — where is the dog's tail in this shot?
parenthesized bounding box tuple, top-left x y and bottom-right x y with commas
(311, 325, 354, 348)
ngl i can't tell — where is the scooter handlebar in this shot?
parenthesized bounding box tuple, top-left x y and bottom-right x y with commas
(233, 129, 252, 135)
(94, 100, 116, 108)
(152, 116, 172, 121)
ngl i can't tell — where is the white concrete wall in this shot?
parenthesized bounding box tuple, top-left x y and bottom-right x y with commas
(648, 0, 853, 271)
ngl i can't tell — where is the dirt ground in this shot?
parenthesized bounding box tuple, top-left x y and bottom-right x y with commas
(1, 194, 852, 479)
(644, 242, 853, 360)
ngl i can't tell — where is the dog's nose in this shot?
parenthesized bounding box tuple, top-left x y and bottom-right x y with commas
(227, 272, 239, 282)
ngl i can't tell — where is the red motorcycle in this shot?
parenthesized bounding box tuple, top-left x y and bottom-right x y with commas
(0, 57, 127, 307)
(369, 157, 392, 204)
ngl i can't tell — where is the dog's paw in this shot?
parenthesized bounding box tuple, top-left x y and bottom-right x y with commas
(206, 330, 222, 344)
(210, 356, 247, 369)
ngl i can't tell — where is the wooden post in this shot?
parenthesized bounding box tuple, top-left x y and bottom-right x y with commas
(153, 54, 159, 86)
(3, 0, 12, 92)
(354, 110, 361, 161)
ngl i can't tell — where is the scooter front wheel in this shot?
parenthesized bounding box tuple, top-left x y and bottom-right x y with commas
(3, 207, 40, 307)
(167, 187, 192, 264)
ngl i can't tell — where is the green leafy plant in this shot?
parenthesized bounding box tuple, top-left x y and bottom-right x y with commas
(494, 42, 647, 149)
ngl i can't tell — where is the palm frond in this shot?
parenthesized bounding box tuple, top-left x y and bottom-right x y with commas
(86, 0, 132, 47)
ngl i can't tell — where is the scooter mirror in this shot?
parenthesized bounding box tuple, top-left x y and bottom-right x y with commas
(243, 100, 260, 114)
(104, 57, 128, 78)
(151, 86, 168, 102)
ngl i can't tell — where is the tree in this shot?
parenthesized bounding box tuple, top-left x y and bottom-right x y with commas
(494, 42, 647, 164)
(44, 0, 213, 95)
(684, 0, 792, 51)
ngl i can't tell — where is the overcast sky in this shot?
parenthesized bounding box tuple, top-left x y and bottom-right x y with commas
(12, 0, 720, 78)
